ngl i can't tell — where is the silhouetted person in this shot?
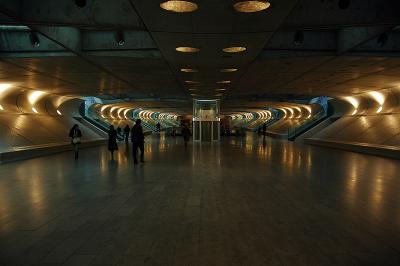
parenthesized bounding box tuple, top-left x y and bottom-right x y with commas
(123, 125, 130, 143)
(181, 123, 191, 148)
(131, 119, 145, 164)
(156, 122, 161, 132)
(108, 125, 118, 160)
(69, 124, 82, 160)
(262, 123, 267, 139)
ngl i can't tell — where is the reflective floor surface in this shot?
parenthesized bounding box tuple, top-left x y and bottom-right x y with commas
(1, 133, 400, 265)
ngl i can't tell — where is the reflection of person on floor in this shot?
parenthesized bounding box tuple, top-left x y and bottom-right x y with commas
(123, 125, 130, 143)
(108, 125, 118, 160)
(181, 123, 191, 148)
(69, 124, 82, 160)
(131, 119, 145, 164)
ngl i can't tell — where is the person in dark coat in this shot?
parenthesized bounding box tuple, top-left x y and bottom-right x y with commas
(181, 123, 191, 148)
(117, 126, 122, 136)
(262, 123, 267, 139)
(123, 125, 130, 143)
(131, 119, 145, 164)
(69, 124, 82, 160)
(156, 122, 161, 132)
(108, 125, 118, 160)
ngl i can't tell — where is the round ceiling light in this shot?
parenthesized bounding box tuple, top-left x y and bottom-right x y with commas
(217, 80, 231, 84)
(233, 1, 271, 13)
(181, 68, 198, 73)
(220, 68, 238, 72)
(222, 46, 246, 53)
(160, 1, 198, 13)
(176, 46, 200, 53)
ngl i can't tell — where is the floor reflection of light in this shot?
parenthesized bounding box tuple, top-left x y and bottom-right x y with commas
(305, 149, 312, 177)
(345, 154, 365, 209)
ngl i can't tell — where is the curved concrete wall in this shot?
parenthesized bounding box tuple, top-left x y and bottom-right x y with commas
(0, 114, 105, 152)
(310, 114, 400, 147)
(0, 87, 106, 153)
(267, 119, 308, 135)
(307, 87, 400, 154)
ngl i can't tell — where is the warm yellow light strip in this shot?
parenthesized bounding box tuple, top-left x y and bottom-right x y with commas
(234, 1, 271, 13)
(222, 46, 246, 53)
(160, 1, 198, 13)
(176, 47, 200, 53)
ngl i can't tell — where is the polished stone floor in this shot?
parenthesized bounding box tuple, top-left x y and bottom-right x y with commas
(1, 133, 400, 265)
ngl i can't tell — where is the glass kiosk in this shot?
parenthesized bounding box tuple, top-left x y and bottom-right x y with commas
(193, 100, 220, 142)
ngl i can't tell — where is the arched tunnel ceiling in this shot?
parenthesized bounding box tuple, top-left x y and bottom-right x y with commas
(1, 0, 400, 114)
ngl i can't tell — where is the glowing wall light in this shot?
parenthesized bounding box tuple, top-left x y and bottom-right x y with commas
(100, 105, 109, 113)
(343, 96, 360, 115)
(123, 108, 131, 119)
(304, 106, 312, 119)
(284, 107, 294, 119)
(54, 95, 72, 109)
(368, 91, 385, 113)
(0, 83, 12, 95)
(56, 110, 62, 115)
(28, 90, 46, 105)
(117, 108, 127, 119)
(32, 107, 38, 113)
(281, 108, 287, 119)
(294, 107, 302, 118)
(110, 106, 118, 119)
(0, 104, 3, 111)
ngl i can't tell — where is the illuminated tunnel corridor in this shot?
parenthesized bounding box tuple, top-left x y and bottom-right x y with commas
(1, 0, 400, 265)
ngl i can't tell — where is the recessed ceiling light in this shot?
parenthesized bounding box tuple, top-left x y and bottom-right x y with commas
(217, 80, 231, 84)
(233, 1, 271, 13)
(160, 0, 198, 13)
(215, 88, 227, 91)
(176, 46, 200, 53)
(188, 88, 197, 91)
(185, 80, 200, 84)
(222, 46, 246, 53)
(220, 68, 238, 72)
(215, 93, 224, 97)
(181, 68, 198, 73)
(190, 93, 198, 96)
(56, 110, 62, 115)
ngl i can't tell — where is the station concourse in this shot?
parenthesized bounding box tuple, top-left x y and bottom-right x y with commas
(1, 0, 400, 265)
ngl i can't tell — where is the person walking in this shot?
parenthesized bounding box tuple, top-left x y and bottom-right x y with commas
(262, 123, 267, 139)
(123, 125, 130, 143)
(181, 123, 191, 148)
(131, 119, 145, 164)
(108, 125, 118, 160)
(69, 124, 82, 160)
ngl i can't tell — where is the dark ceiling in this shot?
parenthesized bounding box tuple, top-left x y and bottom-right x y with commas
(0, 0, 400, 114)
